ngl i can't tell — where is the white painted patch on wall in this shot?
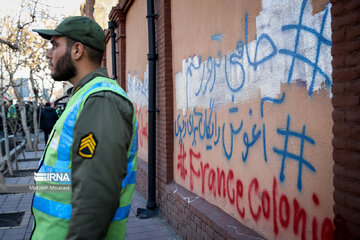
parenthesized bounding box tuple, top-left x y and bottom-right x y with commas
(127, 64, 149, 109)
(175, 0, 332, 115)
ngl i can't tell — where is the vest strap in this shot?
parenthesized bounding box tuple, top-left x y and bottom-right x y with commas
(122, 170, 137, 188)
(33, 194, 131, 221)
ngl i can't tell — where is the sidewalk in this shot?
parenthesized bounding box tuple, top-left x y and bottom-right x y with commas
(0, 143, 180, 240)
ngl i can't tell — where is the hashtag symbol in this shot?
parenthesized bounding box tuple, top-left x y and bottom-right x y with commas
(279, 0, 332, 97)
(273, 115, 316, 191)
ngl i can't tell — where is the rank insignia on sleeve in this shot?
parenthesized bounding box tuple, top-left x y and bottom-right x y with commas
(78, 133, 97, 158)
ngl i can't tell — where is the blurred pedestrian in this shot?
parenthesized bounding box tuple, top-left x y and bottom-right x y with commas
(40, 102, 58, 143)
(6, 99, 17, 134)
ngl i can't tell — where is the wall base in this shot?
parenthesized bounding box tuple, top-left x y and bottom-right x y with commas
(135, 158, 264, 240)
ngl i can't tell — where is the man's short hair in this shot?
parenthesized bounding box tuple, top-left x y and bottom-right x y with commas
(66, 37, 104, 65)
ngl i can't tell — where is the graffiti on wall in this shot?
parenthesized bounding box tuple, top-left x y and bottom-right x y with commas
(175, 99, 317, 192)
(127, 66, 149, 157)
(174, 0, 333, 239)
(175, 0, 332, 114)
(177, 144, 333, 240)
(127, 66, 149, 109)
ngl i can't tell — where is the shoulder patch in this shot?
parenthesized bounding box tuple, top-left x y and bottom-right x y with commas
(78, 133, 97, 158)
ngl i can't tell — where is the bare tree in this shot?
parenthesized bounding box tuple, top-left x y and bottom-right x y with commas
(30, 58, 57, 149)
(0, 0, 56, 152)
(0, 39, 19, 50)
(0, 61, 13, 175)
(81, 0, 96, 20)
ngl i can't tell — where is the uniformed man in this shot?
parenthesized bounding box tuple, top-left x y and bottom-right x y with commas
(31, 16, 138, 240)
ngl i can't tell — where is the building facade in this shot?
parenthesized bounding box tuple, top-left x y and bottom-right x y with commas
(104, 0, 360, 239)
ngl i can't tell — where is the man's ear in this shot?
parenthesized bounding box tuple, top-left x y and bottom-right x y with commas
(72, 42, 84, 60)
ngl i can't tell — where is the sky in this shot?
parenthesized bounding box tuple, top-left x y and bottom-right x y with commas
(0, 0, 84, 19)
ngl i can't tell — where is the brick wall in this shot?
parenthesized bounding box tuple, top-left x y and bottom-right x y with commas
(135, 0, 262, 239)
(106, 0, 268, 239)
(330, 1, 360, 239)
(105, 0, 360, 239)
(154, 0, 174, 187)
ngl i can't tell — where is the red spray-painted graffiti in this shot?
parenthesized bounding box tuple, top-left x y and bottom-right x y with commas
(135, 107, 148, 148)
(177, 144, 334, 240)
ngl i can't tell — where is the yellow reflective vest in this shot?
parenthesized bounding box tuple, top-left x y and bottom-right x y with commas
(31, 77, 138, 240)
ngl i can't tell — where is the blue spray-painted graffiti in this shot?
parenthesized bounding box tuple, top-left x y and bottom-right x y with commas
(222, 107, 243, 160)
(127, 71, 149, 108)
(174, 96, 317, 192)
(175, 0, 329, 192)
(187, 12, 278, 108)
(181, 0, 332, 113)
(279, 0, 332, 97)
(244, 13, 277, 71)
(260, 93, 286, 118)
(273, 114, 316, 191)
(242, 124, 261, 162)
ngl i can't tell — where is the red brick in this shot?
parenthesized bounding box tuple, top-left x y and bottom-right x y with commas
(331, 82, 345, 95)
(194, 215, 201, 226)
(345, 80, 360, 94)
(347, 111, 360, 122)
(186, 226, 197, 240)
(346, 24, 360, 40)
(332, 109, 345, 122)
(333, 4, 360, 232)
(347, 194, 360, 211)
(346, 221, 360, 238)
(189, 217, 197, 231)
(331, 53, 345, 68)
(346, 40, 360, 52)
(334, 218, 355, 239)
(334, 11, 360, 29)
(332, 26, 346, 44)
(345, 0, 360, 11)
(344, 53, 360, 67)
(334, 204, 360, 223)
(180, 226, 187, 238)
(332, 95, 359, 107)
(346, 139, 360, 151)
(330, 3, 344, 17)
(333, 124, 352, 138)
(332, 68, 359, 82)
(196, 225, 202, 234)
(201, 230, 209, 240)
(333, 149, 360, 165)
(334, 177, 360, 195)
(205, 224, 214, 238)
(333, 164, 360, 181)
(331, 43, 347, 56)
(351, 125, 360, 140)
(333, 188, 346, 206)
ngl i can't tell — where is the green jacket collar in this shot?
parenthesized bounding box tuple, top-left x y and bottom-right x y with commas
(70, 68, 109, 96)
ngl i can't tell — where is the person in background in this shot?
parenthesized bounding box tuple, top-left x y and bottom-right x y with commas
(25, 101, 34, 133)
(54, 105, 63, 117)
(31, 16, 138, 240)
(40, 102, 58, 143)
(6, 99, 17, 134)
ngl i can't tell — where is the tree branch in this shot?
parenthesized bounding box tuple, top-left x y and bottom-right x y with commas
(0, 39, 18, 50)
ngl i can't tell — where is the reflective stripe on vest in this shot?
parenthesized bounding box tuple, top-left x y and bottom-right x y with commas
(33, 78, 137, 223)
(33, 195, 132, 221)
